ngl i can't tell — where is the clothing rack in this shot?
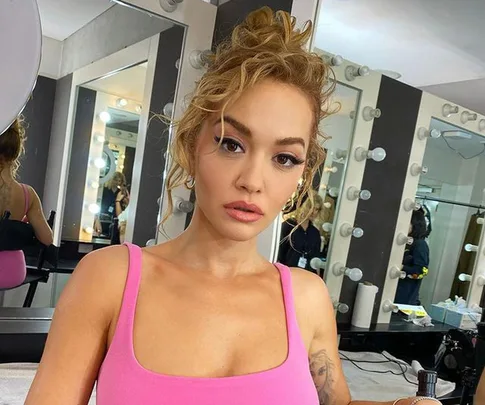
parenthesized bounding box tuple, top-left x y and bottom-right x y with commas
(415, 195, 485, 211)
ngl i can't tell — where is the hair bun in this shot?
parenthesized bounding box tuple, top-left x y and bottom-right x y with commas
(229, 7, 311, 53)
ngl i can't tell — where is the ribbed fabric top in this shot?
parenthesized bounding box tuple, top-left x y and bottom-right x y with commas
(97, 242, 318, 405)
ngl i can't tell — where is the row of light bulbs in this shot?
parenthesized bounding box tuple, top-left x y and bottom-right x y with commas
(442, 103, 485, 132)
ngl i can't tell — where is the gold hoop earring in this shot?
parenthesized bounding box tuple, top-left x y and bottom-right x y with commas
(185, 175, 195, 190)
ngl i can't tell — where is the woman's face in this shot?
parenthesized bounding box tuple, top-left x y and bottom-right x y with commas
(194, 79, 314, 242)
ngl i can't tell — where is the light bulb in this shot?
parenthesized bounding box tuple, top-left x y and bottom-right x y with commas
(322, 222, 333, 233)
(477, 218, 484, 225)
(442, 103, 459, 117)
(417, 127, 441, 140)
(347, 187, 371, 201)
(403, 199, 421, 212)
(362, 106, 382, 121)
(334, 149, 348, 160)
(340, 223, 364, 238)
(461, 111, 478, 124)
(324, 166, 338, 174)
(88, 203, 100, 214)
(99, 111, 111, 123)
(345, 65, 370, 81)
(465, 244, 478, 252)
(323, 202, 332, 209)
(116, 98, 128, 108)
(90, 180, 99, 189)
(310, 258, 326, 270)
(95, 134, 105, 143)
(390, 266, 406, 279)
(328, 187, 339, 198)
(94, 158, 106, 169)
(135, 105, 142, 113)
(410, 164, 428, 176)
(397, 233, 413, 245)
(84, 226, 94, 234)
(354, 147, 386, 162)
(477, 275, 485, 287)
(479, 119, 485, 132)
(370, 147, 386, 162)
(458, 273, 472, 282)
(382, 300, 398, 313)
(345, 267, 363, 282)
(334, 302, 349, 314)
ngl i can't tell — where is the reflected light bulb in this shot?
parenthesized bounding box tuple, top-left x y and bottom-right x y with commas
(90, 181, 99, 189)
(84, 226, 94, 234)
(458, 273, 472, 282)
(324, 202, 332, 209)
(88, 203, 100, 214)
(116, 98, 128, 108)
(94, 158, 106, 169)
(95, 134, 105, 143)
(99, 111, 111, 123)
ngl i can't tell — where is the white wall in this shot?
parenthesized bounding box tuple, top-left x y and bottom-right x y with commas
(39, 35, 62, 79)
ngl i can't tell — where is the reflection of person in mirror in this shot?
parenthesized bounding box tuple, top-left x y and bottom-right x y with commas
(26, 8, 441, 405)
(395, 208, 430, 305)
(278, 191, 323, 274)
(0, 118, 53, 288)
(95, 172, 128, 236)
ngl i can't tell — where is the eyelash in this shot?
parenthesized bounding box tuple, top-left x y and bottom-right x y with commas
(213, 136, 305, 168)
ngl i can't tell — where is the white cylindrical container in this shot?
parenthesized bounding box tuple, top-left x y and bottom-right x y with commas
(351, 282, 379, 328)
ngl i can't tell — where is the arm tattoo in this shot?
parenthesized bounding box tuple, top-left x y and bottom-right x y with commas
(309, 349, 336, 405)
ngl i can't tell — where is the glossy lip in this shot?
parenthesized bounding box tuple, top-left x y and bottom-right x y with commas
(223, 201, 264, 215)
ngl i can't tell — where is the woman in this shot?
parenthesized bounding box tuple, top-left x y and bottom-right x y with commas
(95, 172, 128, 236)
(0, 118, 53, 288)
(27, 8, 440, 405)
(278, 190, 324, 274)
(395, 209, 430, 305)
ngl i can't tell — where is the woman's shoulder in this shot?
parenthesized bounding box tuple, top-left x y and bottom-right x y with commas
(287, 267, 332, 310)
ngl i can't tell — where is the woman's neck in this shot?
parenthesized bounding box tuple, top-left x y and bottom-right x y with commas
(0, 166, 14, 184)
(161, 206, 266, 278)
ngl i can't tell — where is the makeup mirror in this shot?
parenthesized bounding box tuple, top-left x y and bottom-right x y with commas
(275, 81, 361, 276)
(410, 117, 485, 309)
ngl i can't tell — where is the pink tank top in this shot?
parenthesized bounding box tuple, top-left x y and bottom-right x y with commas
(97, 243, 319, 405)
(0, 184, 30, 289)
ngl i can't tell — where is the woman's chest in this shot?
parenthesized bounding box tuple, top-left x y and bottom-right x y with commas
(107, 271, 313, 379)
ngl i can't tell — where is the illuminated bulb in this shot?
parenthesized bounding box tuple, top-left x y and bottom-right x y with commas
(88, 203, 100, 214)
(95, 134, 105, 143)
(323, 202, 332, 209)
(84, 226, 94, 234)
(99, 111, 111, 123)
(116, 98, 128, 108)
(465, 244, 479, 252)
(477, 218, 484, 225)
(120, 154, 126, 159)
(135, 105, 142, 113)
(94, 158, 106, 169)
(458, 273, 472, 282)
(90, 180, 99, 189)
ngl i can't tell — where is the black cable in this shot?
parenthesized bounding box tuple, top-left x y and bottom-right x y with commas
(339, 352, 418, 386)
(441, 135, 485, 160)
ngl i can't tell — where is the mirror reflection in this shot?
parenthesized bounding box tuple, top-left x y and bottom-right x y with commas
(397, 117, 485, 309)
(1, 3, 184, 309)
(277, 82, 361, 277)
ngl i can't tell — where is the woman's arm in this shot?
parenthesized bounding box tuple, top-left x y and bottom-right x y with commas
(26, 187, 53, 246)
(25, 246, 128, 404)
(302, 271, 440, 405)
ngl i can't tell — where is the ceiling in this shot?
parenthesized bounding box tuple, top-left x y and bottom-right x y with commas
(37, 0, 114, 40)
(84, 62, 148, 103)
(314, 0, 485, 88)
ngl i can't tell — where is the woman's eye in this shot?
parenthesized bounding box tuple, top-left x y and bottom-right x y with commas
(275, 154, 304, 168)
(214, 136, 243, 153)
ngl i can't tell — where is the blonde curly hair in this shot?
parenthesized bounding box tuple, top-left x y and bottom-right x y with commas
(163, 6, 334, 225)
(0, 118, 26, 179)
